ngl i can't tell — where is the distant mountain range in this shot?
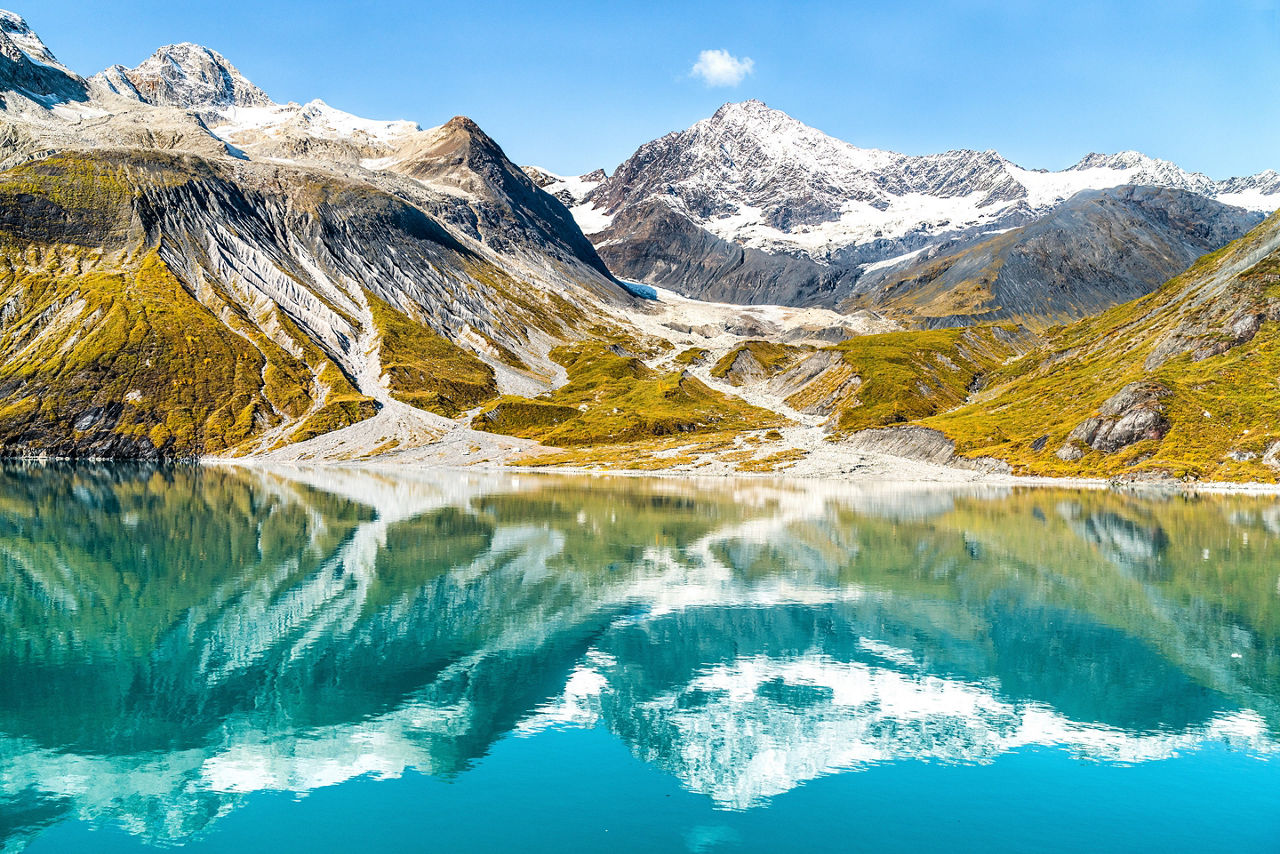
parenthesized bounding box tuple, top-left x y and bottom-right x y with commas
(534, 99, 1276, 323)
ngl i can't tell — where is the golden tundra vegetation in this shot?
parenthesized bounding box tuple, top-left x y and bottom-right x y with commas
(489, 327, 1030, 472)
(0, 153, 380, 458)
(537, 211, 1280, 482)
(471, 340, 785, 448)
(928, 210, 1280, 482)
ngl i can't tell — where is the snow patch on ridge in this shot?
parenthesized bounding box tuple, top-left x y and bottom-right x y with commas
(212, 100, 419, 147)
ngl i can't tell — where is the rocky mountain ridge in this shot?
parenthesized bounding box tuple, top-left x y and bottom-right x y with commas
(845, 185, 1265, 327)
(575, 100, 1279, 255)
(0, 9, 85, 102)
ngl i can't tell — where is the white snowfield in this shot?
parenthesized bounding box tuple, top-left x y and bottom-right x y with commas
(212, 100, 421, 148)
(532, 168, 604, 205)
(525, 167, 613, 233)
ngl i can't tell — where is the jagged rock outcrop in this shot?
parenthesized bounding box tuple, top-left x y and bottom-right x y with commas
(845, 425, 1011, 473)
(520, 166, 605, 210)
(1057, 382, 1172, 459)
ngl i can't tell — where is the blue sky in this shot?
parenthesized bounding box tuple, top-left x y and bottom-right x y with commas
(22, 0, 1280, 178)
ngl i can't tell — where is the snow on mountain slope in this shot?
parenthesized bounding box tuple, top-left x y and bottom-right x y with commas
(524, 166, 604, 205)
(524, 166, 611, 233)
(584, 100, 1280, 264)
(574, 99, 1280, 313)
(0, 9, 69, 73)
(88, 45, 421, 165)
(847, 185, 1264, 329)
(612, 283, 894, 360)
(211, 99, 420, 160)
(0, 8, 87, 103)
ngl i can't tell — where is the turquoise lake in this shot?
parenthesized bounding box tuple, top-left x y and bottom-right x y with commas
(1, 464, 1279, 851)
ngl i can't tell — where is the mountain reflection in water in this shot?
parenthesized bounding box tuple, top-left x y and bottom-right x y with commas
(1, 464, 1278, 847)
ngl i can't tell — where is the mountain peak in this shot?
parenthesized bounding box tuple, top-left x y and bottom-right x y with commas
(1071, 150, 1155, 171)
(712, 98, 770, 116)
(709, 99, 789, 126)
(92, 42, 271, 109)
(0, 8, 86, 101)
(442, 115, 486, 137)
(0, 9, 67, 71)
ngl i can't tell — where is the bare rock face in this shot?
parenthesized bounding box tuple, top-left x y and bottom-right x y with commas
(717, 349, 768, 386)
(845, 425, 1011, 473)
(1062, 382, 1171, 456)
(1263, 442, 1280, 470)
(1145, 305, 1279, 371)
(522, 166, 558, 187)
(1097, 382, 1172, 418)
(1056, 443, 1084, 462)
(391, 117, 617, 280)
(592, 198, 856, 306)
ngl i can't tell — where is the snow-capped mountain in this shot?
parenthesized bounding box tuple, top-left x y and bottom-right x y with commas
(582, 100, 1278, 258)
(0, 9, 68, 75)
(92, 42, 271, 109)
(89, 44, 421, 163)
(568, 100, 1279, 312)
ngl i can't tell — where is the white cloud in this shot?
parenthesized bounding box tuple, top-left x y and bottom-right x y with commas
(691, 49, 755, 87)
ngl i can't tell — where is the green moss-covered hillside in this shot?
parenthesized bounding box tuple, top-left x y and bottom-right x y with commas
(829, 326, 1027, 432)
(368, 293, 497, 417)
